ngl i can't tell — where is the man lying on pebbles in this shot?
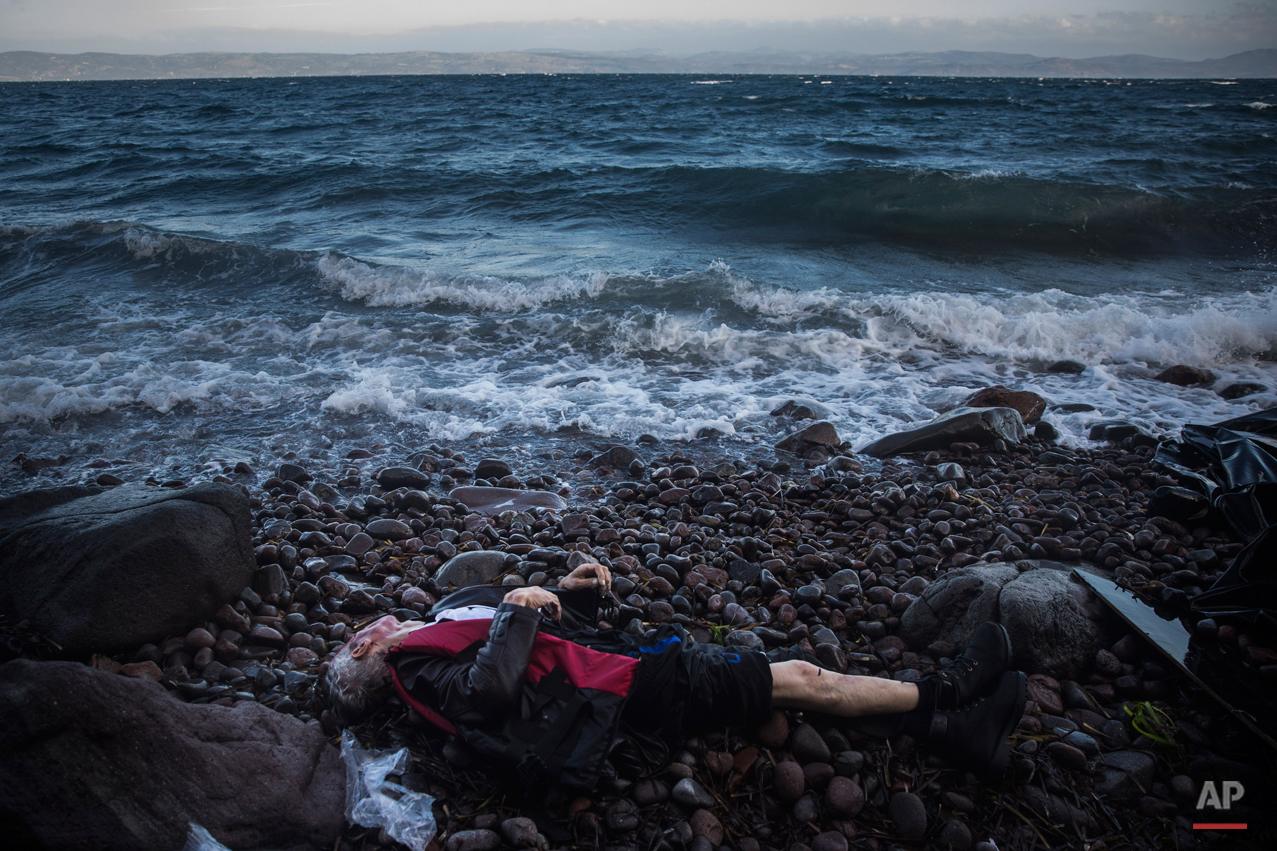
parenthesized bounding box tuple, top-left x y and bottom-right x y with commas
(324, 561, 1028, 789)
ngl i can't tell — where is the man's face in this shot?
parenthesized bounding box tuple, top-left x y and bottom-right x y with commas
(350, 615, 424, 663)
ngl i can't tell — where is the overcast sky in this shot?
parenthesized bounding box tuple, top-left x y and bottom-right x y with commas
(2, 1, 1274, 59)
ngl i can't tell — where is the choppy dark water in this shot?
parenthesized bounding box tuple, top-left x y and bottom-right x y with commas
(1, 74, 1275, 488)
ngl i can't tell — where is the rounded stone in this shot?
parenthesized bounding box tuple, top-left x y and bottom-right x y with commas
(889, 791, 927, 840)
(376, 467, 430, 490)
(938, 818, 973, 851)
(824, 776, 865, 818)
(791, 793, 819, 824)
(184, 627, 216, 650)
(672, 778, 715, 809)
(773, 760, 805, 803)
(445, 829, 501, 851)
(435, 550, 512, 589)
(631, 778, 670, 806)
(344, 532, 375, 557)
(1045, 742, 1088, 772)
(791, 723, 832, 764)
(689, 809, 723, 845)
(500, 817, 538, 848)
(364, 519, 413, 541)
(755, 710, 786, 751)
(810, 832, 848, 851)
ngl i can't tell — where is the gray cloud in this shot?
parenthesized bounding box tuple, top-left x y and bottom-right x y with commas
(0, 3, 1272, 60)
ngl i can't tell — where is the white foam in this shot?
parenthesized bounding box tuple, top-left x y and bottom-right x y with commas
(316, 254, 610, 311)
(1247, 101, 1273, 110)
(5, 250, 1277, 463)
(869, 287, 1277, 367)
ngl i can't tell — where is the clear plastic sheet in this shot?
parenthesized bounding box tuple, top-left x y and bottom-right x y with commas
(182, 824, 232, 851)
(341, 730, 437, 851)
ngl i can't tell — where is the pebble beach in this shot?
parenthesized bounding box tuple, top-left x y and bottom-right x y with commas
(7, 406, 1264, 851)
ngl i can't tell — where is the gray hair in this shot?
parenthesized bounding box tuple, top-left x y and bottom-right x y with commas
(323, 642, 394, 726)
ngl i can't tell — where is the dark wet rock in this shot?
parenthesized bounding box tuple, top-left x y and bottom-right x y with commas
(811, 832, 848, 851)
(758, 710, 789, 749)
(1220, 382, 1267, 400)
(0, 659, 344, 851)
(276, 463, 311, 483)
(860, 407, 1026, 458)
(344, 532, 375, 557)
(773, 761, 805, 803)
(729, 558, 761, 584)
(1045, 742, 1088, 771)
(446, 829, 501, 851)
(672, 778, 715, 808)
(1155, 365, 1216, 387)
(436, 550, 512, 589)
(938, 818, 973, 851)
(776, 421, 841, 454)
(791, 792, 820, 824)
(474, 459, 512, 480)
(814, 643, 847, 672)
(632, 778, 670, 806)
(792, 723, 832, 764)
(824, 776, 865, 818)
(0, 483, 254, 652)
(771, 400, 821, 420)
(826, 568, 861, 600)
(365, 518, 413, 541)
(935, 461, 965, 482)
(500, 817, 539, 848)
(803, 761, 835, 790)
(1111, 634, 1142, 664)
(448, 486, 567, 514)
(1046, 360, 1086, 374)
(1026, 675, 1064, 714)
(889, 791, 928, 840)
(1096, 750, 1156, 801)
(1035, 420, 1059, 441)
(592, 445, 644, 469)
(689, 808, 723, 845)
(833, 750, 864, 776)
(964, 386, 1047, 425)
(377, 467, 431, 489)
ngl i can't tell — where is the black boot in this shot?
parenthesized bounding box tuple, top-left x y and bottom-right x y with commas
(925, 670, 1027, 779)
(932, 621, 1012, 710)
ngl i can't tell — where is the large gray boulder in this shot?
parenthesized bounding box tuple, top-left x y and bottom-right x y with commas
(998, 568, 1113, 680)
(0, 659, 345, 851)
(859, 407, 1026, 458)
(0, 483, 254, 652)
(899, 565, 1020, 651)
(899, 561, 1113, 680)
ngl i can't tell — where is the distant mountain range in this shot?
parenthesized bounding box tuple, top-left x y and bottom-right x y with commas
(1, 48, 1274, 83)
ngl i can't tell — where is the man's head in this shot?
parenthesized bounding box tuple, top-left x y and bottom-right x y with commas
(323, 615, 423, 725)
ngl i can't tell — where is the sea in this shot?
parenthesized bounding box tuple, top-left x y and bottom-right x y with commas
(1, 74, 1275, 490)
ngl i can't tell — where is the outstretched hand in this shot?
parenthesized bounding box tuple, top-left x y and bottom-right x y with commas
(560, 562, 612, 594)
(503, 586, 562, 620)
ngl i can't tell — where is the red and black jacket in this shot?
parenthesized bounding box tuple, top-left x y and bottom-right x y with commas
(386, 600, 643, 790)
